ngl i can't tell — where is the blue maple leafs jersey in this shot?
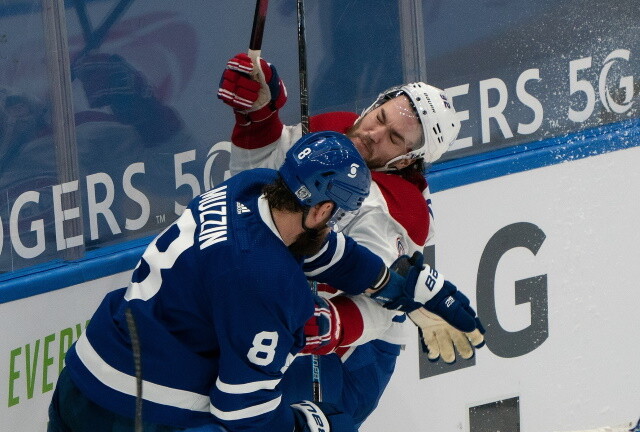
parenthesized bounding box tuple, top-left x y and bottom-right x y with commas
(64, 168, 384, 431)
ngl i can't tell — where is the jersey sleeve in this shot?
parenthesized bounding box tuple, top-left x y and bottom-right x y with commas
(335, 294, 404, 346)
(424, 185, 436, 245)
(209, 268, 312, 431)
(324, 178, 431, 347)
(229, 123, 302, 175)
(302, 231, 387, 295)
(343, 206, 406, 266)
(231, 107, 285, 150)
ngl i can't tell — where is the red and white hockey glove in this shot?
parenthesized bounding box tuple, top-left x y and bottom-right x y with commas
(217, 53, 287, 124)
(301, 295, 342, 356)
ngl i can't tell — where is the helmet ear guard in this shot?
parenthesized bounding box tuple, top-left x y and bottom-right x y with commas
(279, 131, 372, 231)
(361, 82, 462, 168)
(401, 82, 461, 163)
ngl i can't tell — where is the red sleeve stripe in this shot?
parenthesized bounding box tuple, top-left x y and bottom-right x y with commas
(330, 296, 364, 347)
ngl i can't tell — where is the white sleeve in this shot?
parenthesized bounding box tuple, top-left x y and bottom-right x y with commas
(423, 184, 436, 245)
(229, 123, 303, 175)
(343, 295, 414, 346)
(342, 182, 424, 266)
(337, 183, 426, 346)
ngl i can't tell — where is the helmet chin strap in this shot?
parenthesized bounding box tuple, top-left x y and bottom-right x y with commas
(301, 206, 321, 234)
(374, 153, 415, 172)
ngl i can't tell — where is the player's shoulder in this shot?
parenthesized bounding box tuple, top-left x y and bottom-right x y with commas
(370, 172, 427, 207)
(187, 168, 276, 258)
(310, 111, 359, 134)
(193, 168, 276, 214)
(369, 171, 430, 244)
(225, 167, 278, 190)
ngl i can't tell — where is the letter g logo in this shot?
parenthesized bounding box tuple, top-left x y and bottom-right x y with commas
(599, 49, 634, 114)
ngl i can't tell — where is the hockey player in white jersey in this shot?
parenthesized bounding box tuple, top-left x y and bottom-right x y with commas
(218, 53, 486, 427)
(47, 131, 481, 432)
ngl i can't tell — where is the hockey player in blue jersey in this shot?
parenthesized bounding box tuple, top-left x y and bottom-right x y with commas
(47, 131, 481, 432)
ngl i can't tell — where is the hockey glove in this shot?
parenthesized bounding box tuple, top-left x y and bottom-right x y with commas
(73, 52, 182, 144)
(408, 307, 485, 362)
(423, 280, 484, 333)
(73, 53, 152, 110)
(291, 401, 356, 432)
(300, 295, 342, 355)
(217, 53, 287, 123)
(370, 252, 484, 333)
(368, 252, 436, 313)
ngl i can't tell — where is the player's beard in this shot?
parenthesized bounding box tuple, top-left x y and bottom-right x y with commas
(346, 120, 384, 169)
(288, 227, 328, 257)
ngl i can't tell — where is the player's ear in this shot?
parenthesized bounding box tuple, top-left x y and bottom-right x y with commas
(319, 201, 335, 220)
(308, 201, 334, 226)
(391, 157, 416, 170)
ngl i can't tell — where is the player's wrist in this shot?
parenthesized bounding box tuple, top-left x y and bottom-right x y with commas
(231, 111, 284, 149)
(368, 269, 422, 312)
(366, 266, 390, 293)
(235, 104, 278, 124)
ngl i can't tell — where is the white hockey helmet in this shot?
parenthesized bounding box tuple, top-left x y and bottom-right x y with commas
(360, 82, 461, 168)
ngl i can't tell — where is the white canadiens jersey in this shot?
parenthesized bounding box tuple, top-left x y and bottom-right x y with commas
(229, 111, 434, 346)
(63, 168, 385, 431)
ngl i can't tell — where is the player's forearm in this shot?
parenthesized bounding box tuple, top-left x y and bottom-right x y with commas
(231, 110, 284, 149)
(301, 293, 399, 355)
(229, 123, 302, 175)
(304, 232, 388, 296)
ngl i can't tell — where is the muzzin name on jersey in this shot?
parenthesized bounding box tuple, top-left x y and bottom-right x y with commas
(198, 185, 228, 249)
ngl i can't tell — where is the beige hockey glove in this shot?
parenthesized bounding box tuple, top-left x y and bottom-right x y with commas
(408, 307, 485, 363)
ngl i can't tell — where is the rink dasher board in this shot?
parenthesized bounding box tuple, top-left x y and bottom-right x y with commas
(363, 145, 640, 430)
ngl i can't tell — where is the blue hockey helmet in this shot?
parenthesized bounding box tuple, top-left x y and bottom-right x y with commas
(279, 131, 371, 231)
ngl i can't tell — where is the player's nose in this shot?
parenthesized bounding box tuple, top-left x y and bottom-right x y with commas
(369, 123, 392, 146)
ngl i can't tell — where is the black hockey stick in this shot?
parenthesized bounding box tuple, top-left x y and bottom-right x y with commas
(249, 0, 269, 58)
(247, 0, 269, 77)
(125, 307, 144, 432)
(70, 0, 135, 78)
(296, 0, 310, 135)
(296, 0, 321, 403)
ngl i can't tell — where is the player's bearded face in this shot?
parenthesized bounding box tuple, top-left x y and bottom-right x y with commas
(288, 225, 330, 257)
(346, 95, 422, 169)
(289, 210, 332, 257)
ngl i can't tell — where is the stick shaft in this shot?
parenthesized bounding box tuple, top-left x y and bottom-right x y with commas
(70, 0, 134, 80)
(249, 0, 269, 53)
(296, 0, 310, 135)
(125, 307, 143, 432)
(296, 0, 317, 401)
(309, 282, 322, 402)
(75, 0, 134, 60)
